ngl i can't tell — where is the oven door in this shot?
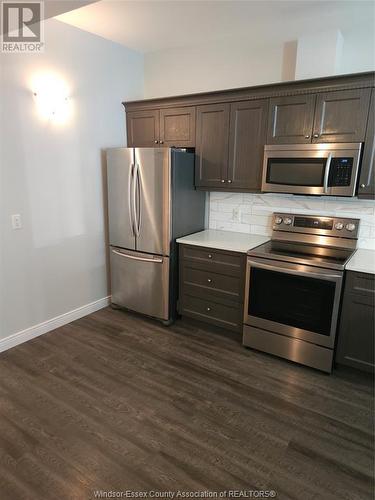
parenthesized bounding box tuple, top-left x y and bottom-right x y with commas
(244, 257, 343, 349)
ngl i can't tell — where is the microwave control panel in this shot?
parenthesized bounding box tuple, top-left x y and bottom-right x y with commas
(329, 157, 353, 187)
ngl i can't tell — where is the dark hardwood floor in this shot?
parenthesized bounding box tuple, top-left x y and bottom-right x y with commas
(0, 307, 373, 500)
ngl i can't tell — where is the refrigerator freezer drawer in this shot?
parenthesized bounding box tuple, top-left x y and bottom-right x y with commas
(110, 247, 169, 321)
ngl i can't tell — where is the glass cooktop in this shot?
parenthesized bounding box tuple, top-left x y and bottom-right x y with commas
(248, 240, 355, 271)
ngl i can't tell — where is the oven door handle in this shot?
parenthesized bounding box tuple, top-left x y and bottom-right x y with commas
(247, 259, 342, 281)
(323, 153, 333, 194)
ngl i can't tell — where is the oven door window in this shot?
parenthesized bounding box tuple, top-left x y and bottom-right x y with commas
(266, 158, 326, 186)
(249, 267, 336, 336)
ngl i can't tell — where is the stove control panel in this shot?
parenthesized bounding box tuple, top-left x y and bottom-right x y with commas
(294, 216, 332, 230)
(272, 213, 359, 239)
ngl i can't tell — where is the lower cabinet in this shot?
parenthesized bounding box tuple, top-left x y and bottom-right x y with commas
(335, 271, 375, 373)
(178, 244, 246, 332)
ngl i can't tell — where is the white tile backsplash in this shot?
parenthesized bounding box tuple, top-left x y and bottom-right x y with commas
(208, 192, 375, 249)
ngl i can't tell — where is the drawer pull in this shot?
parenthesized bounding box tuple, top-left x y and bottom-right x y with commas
(207, 278, 212, 283)
(208, 254, 212, 259)
(206, 307, 211, 312)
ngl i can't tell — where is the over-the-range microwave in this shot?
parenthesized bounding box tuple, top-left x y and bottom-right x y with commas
(261, 143, 362, 197)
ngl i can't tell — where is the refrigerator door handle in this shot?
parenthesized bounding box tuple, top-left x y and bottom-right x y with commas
(132, 163, 140, 237)
(133, 163, 141, 236)
(112, 248, 163, 263)
(128, 163, 135, 235)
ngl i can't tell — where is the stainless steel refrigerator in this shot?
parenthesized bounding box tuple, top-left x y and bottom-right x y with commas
(106, 147, 205, 324)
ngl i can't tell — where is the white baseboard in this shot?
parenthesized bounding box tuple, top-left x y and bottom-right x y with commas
(0, 296, 111, 354)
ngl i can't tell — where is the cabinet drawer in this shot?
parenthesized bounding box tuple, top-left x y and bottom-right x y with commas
(182, 265, 242, 302)
(180, 295, 242, 332)
(180, 245, 243, 276)
(346, 271, 375, 297)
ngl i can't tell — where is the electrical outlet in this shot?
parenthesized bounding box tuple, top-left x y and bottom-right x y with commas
(232, 207, 241, 222)
(11, 214, 22, 230)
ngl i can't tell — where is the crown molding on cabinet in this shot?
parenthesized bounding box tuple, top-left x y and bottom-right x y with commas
(123, 71, 375, 111)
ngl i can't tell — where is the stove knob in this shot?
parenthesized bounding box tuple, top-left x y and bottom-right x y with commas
(283, 217, 292, 225)
(274, 216, 283, 225)
(334, 222, 344, 230)
(345, 223, 356, 232)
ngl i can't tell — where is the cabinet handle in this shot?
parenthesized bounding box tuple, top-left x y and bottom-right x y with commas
(159, 140, 164, 144)
(305, 135, 310, 139)
(360, 183, 366, 189)
(154, 140, 159, 144)
(227, 179, 232, 183)
(313, 133, 319, 138)
(221, 179, 225, 183)
(208, 254, 212, 259)
(206, 307, 211, 312)
(207, 278, 212, 283)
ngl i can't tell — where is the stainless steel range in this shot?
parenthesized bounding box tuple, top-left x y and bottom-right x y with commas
(243, 213, 359, 373)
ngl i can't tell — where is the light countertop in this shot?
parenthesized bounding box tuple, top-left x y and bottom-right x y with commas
(176, 230, 269, 253)
(177, 230, 375, 273)
(345, 249, 375, 275)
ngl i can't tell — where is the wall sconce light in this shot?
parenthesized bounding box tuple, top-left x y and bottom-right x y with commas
(32, 73, 72, 124)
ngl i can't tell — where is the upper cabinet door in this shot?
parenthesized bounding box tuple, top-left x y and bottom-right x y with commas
(228, 99, 268, 191)
(358, 89, 375, 199)
(195, 103, 230, 188)
(127, 110, 160, 147)
(267, 94, 316, 144)
(313, 89, 371, 143)
(160, 107, 196, 147)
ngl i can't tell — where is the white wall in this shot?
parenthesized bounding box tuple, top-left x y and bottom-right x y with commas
(144, 28, 374, 98)
(144, 26, 375, 247)
(144, 39, 285, 98)
(0, 19, 143, 341)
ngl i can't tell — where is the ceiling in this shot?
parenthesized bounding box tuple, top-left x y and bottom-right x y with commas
(55, 0, 375, 54)
(43, 1, 98, 20)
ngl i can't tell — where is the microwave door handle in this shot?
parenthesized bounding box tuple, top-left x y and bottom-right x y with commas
(364, 143, 374, 187)
(323, 153, 333, 194)
(247, 259, 342, 281)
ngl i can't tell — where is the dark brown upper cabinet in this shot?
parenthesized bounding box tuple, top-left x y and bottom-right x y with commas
(267, 94, 316, 144)
(312, 89, 371, 143)
(159, 107, 195, 147)
(228, 99, 268, 190)
(124, 72, 374, 193)
(127, 109, 160, 147)
(127, 107, 196, 147)
(195, 103, 230, 188)
(358, 89, 375, 199)
(267, 88, 371, 145)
